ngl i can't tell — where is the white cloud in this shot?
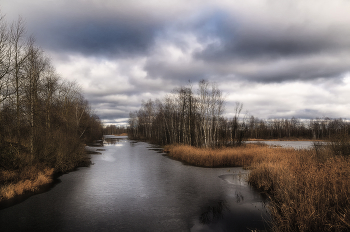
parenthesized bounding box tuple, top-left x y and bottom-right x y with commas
(222, 80, 350, 119)
(3, 0, 350, 125)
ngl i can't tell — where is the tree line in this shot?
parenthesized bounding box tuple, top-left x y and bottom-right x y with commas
(246, 116, 350, 140)
(103, 125, 127, 135)
(128, 80, 245, 147)
(0, 15, 103, 172)
(128, 81, 350, 147)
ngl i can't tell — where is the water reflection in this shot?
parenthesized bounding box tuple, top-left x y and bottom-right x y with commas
(235, 191, 244, 203)
(199, 200, 228, 224)
(147, 146, 164, 153)
(104, 138, 123, 145)
(0, 137, 270, 232)
(192, 171, 270, 232)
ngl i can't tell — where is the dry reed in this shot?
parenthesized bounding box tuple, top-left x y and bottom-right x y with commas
(249, 149, 350, 232)
(165, 144, 350, 232)
(114, 133, 128, 136)
(0, 167, 54, 201)
(164, 143, 295, 168)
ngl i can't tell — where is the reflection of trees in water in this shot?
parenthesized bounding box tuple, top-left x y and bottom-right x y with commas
(147, 147, 164, 153)
(104, 138, 120, 145)
(199, 193, 246, 225)
(199, 200, 229, 224)
(235, 191, 244, 203)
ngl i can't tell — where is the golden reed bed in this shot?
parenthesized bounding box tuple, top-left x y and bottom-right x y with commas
(164, 144, 350, 232)
(0, 166, 54, 201)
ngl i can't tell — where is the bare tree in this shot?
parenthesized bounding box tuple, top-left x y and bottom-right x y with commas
(0, 14, 103, 171)
(10, 17, 28, 141)
(231, 102, 243, 146)
(23, 38, 48, 160)
(129, 80, 226, 147)
(0, 14, 11, 110)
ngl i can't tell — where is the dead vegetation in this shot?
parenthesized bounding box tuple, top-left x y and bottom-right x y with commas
(165, 143, 350, 232)
(164, 143, 267, 167)
(0, 166, 54, 201)
(248, 149, 350, 232)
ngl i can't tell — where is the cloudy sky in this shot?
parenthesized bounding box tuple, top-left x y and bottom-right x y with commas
(2, 0, 350, 125)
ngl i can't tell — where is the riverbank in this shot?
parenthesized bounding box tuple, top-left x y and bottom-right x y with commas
(0, 150, 92, 203)
(164, 143, 350, 231)
(0, 166, 54, 201)
(0, 137, 271, 231)
(164, 143, 300, 168)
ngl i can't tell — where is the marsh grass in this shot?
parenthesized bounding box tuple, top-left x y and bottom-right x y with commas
(249, 149, 350, 232)
(164, 144, 295, 168)
(0, 166, 54, 201)
(165, 144, 350, 232)
(114, 133, 128, 136)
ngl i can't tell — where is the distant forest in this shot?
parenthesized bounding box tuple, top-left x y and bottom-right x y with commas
(0, 16, 103, 172)
(103, 125, 127, 135)
(128, 80, 350, 147)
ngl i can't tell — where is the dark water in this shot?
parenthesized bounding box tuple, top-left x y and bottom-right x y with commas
(0, 136, 270, 232)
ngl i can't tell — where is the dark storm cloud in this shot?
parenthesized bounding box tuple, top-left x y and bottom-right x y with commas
(241, 60, 350, 83)
(189, 11, 350, 82)
(33, 16, 161, 58)
(192, 6, 350, 61)
(3, 0, 350, 122)
(195, 29, 345, 61)
(88, 101, 136, 120)
(2, 0, 164, 58)
(130, 7, 350, 84)
(97, 110, 129, 120)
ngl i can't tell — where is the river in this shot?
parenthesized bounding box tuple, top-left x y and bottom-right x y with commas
(0, 136, 270, 232)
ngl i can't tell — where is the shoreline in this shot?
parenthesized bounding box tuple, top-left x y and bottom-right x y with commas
(0, 149, 94, 207)
(0, 139, 105, 207)
(164, 143, 350, 231)
(0, 167, 54, 201)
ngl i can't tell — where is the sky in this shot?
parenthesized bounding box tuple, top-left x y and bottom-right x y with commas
(2, 0, 350, 125)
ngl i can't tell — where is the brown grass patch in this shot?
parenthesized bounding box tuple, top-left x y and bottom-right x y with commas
(114, 133, 128, 136)
(165, 144, 350, 231)
(0, 167, 54, 201)
(248, 150, 350, 232)
(164, 143, 295, 168)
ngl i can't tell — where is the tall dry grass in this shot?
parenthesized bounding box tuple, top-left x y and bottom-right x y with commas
(249, 149, 350, 232)
(164, 143, 295, 168)
(0, 166, 54, 201)
(165, 144, 350, 232)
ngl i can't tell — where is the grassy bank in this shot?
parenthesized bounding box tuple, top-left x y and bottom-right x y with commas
(0, 166, 54, 201)
(0, 141, 92, 202)
(0, 156, 91, 202)
(114, 133, 128, 136)
(164, 143, 297, 168)
(164, 144, 350, 232)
